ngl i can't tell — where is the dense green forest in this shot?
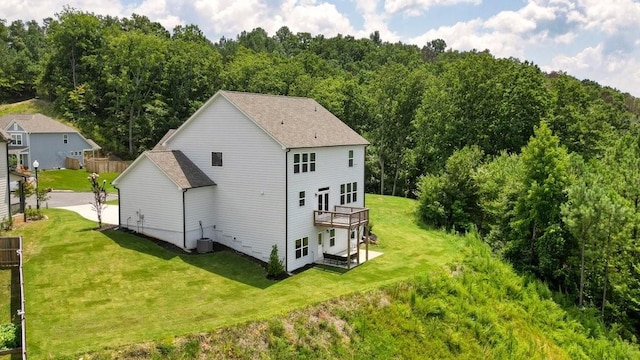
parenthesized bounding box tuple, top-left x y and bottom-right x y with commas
(2, 7, 640, 345)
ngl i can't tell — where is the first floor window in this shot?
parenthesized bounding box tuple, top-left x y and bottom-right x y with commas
(299, 191, 305, 206)
(211, 152, 223, 166)
(295, 237, 309, 258)
(329, 229, 335, 247)
(340, 182, 358, 205)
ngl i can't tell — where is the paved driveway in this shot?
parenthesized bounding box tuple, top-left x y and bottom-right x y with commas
(25, 191, 120, 225)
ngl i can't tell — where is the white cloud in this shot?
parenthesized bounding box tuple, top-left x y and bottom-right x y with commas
(0, 0, 126, 22)
(383, 0, 481, 16)
(544, 44, 640, 95)
(0, 0, 184, 33)
(193, 0, 269, 35)
(192, 0, 355, 40)
(547, 44, 603, 70)
(409, 19, 526, 58)
(130, 0, 184, 31)
(484, 11, 538, 34)
(274, 0, 355, 36)
(567, 0, 640, 34)
(354, 0, 400, 42)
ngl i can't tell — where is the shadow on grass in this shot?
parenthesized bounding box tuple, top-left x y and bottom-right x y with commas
(102, 229, 274, 290)
(313, 264, 349, 275)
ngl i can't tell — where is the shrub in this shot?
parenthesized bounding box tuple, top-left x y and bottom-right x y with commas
(267, 244, 285, 279)
(0, 216, 13, 232)
(25, 206, 43, 220)
(0, 323, 19, 349)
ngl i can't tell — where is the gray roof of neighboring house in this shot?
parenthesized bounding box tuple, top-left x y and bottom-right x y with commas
(85, 138, 102, 150)
(0, 129, 11, 142)
(153, 129, 176, 150)
(145, 150, 216, 189)
(220, 91, 369, 148)
(0, 113, 81, 133)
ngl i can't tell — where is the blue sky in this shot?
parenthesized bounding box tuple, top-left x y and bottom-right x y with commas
(2, 0, 639, 96)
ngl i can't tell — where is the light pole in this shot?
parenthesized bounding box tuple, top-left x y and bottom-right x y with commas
(32, 160, 39, 210)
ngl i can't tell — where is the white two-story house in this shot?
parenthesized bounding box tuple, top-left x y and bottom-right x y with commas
(113, 90, 370, 272)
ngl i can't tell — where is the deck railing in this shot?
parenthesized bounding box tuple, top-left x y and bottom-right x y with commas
(314, 206, 369, 228)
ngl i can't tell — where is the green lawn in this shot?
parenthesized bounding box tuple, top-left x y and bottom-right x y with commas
(16, 195, 464, 357)
(37, 169, 119, 193)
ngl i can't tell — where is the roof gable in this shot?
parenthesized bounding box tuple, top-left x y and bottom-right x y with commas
(161, 90, 369, 150)
(114, 150, 215, 190)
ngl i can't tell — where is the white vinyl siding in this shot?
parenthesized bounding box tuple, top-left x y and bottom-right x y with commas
(286, 145, 366, 270)
(0, 142, 9, 220)
(184, 187, 216, 249)
(167, 97, 286, 263)
(117, 157, 184, 247)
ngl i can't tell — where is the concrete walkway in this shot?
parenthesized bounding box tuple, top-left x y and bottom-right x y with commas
(25, 191, 120, 225)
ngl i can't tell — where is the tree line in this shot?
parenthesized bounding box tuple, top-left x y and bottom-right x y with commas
(2, 7, 640, 338)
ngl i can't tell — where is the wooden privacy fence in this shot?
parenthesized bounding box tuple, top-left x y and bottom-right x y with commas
(85, 158, 131, 173)
(0, 236, 20, 267)
(0, 236, 27, 359)
(65, 157, 81, 170)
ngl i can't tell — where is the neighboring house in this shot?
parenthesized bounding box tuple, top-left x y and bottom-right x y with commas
(113, 90, 370, 272)
(0, 114, 102, 170)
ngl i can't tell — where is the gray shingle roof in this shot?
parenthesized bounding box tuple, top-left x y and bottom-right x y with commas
(0, 113, 81, 133)
(153, 129, 176, 150)
(0, 129, 11, 142)
(219, 91, 369, 149)
(85, 138, 102, 150)
(145, 150, 216, 189)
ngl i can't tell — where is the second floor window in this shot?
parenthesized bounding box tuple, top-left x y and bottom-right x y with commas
(293, 152, 316, 173)
(348, 150, 354, 167)
(340, 182, 358, 205)
(63, 134, 68, 144)
(13, 134, 22, 146)
(211, 152, 223, 166)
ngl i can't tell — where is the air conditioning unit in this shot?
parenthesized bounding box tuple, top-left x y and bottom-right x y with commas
(196, 238, 213, 253)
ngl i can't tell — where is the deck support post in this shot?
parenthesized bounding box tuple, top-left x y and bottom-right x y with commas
(365, 221, 369, 262)
(356, 222, 361, 265)
(346, 228, 351, 270)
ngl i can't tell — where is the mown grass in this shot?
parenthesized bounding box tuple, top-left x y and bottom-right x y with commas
(37, 169, 119, 193)
(16, 195, 465, 357)
(0, 270, 11, 324)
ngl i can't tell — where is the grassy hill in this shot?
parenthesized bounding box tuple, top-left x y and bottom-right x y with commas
(79, 240, 639, 359)
(0, 98, 60, 118)
(9, 195, 640, 358)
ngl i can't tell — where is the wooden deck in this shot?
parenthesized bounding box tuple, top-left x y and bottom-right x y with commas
(314, 206, 369, 228)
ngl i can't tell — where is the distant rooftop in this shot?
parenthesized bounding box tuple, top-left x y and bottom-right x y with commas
(0, 113, 81, 134)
